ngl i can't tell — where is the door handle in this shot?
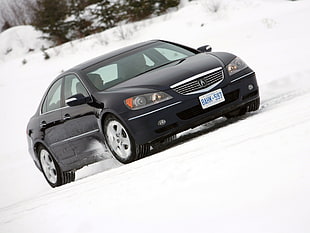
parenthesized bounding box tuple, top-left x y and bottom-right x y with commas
(40, 121, 47, 129)
(63, 114, 71, 121)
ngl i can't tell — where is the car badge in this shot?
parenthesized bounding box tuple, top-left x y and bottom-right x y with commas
(198, 79, 207, 87)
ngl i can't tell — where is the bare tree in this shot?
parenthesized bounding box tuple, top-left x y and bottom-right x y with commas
(0, 0, 37, 32)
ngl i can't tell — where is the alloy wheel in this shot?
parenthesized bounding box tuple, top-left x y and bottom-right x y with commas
(106, 120, 132, 160)
(40, 149, 57, 184)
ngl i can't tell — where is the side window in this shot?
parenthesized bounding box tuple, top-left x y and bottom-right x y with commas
(42, 78, 62, 114)
(64, 74, 89, 105)
(89, 64, 118, 86)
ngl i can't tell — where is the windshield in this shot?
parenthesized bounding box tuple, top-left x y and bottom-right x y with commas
(83, 41, 196, 91)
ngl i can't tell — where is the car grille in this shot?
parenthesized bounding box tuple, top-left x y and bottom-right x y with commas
(177, 90, 240, 120)
(171, 68, 224, 95)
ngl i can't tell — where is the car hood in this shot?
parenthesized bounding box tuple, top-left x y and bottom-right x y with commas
(107, 53, 224, 92)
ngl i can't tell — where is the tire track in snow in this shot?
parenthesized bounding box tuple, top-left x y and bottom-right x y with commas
(1, 75, 310, 227)
(151, 74, 310, 163)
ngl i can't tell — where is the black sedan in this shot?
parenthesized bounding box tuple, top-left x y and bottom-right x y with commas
(27, 40, 260, 187)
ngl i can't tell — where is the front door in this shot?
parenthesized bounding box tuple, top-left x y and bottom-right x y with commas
(61, 74, 106, 168)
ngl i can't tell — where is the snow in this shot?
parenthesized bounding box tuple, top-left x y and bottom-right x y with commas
(0, 0, 310, 232)
(0, 25, 52, 62)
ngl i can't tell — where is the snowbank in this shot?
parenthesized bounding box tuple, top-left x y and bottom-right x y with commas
(0, 25, 52, 62)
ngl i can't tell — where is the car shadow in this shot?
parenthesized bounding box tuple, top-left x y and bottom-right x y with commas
(148, 112, 259, 156)
(76, 112, 260, 182)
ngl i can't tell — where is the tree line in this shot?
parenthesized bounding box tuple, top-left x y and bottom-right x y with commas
(0, 0, 180, 45)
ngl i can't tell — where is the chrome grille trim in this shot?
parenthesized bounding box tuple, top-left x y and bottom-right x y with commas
(171, 67, 224, 95)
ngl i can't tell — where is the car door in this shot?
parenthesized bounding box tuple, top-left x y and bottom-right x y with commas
(39, 78, 74, 162)
(61, 74, 106, 167)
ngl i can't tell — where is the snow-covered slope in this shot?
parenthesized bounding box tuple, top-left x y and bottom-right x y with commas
(0, 25, 52, 62)
(0, 0, 310, 232)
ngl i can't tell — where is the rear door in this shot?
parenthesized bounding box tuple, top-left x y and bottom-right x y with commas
(39, 78, 73, 162)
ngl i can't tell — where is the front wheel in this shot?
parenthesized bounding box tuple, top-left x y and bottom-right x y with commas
(152, 134, 177, 150)
(225, 107, 247, 119)
(103, 115, 149, 164)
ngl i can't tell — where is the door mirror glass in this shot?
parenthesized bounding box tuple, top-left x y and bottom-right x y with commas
(197, 45, 212, 53)
(65, 93, 91, 107)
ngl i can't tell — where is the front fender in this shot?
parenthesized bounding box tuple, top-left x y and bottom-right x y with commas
(209, 52, 237, 66)
(99, 109, 139, 146)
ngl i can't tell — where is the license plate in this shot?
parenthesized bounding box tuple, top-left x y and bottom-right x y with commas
(199, 89, 225, 109)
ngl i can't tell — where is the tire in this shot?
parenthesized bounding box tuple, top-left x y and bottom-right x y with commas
(247, 97, 260, 112)
(225, 107, 247, 119)
(103, 115, 149, 164)
(38, 145, 75, 188)
(225, 98, 260, 119)
(152, 134, 177, 150)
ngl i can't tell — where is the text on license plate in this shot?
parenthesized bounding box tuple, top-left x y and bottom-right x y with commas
(199, 89, 225, 109)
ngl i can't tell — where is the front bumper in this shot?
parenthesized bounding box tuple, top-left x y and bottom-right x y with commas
(121, 71, 260, 145)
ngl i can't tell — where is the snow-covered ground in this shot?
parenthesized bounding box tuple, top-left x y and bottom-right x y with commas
(0, 0, 310, 232)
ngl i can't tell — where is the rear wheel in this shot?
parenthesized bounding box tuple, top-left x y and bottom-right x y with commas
(104, 115, 149, 164)
(38, 146, 75, 187)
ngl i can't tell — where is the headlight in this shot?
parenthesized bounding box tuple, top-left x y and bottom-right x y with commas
(226, 57, 247, 76)
(124, 92, 172, 110)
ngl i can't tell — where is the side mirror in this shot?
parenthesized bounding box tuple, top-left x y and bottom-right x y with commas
(65, 93, 91, 107)
(197, 45, 212, 53)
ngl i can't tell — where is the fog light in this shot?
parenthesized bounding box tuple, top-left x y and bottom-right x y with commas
(248, 84, 254, 91)
(158, 119, 166, 126)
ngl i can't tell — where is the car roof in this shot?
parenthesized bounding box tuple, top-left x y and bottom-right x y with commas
(68, 39, 160, 72)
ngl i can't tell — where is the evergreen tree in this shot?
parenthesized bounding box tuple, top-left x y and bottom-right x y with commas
(92, 0, 123, 30)
(125, 0, 156, 22)
(1, 21, 11, 32)
(31, 0, 70, 44)
(28, 0, 181, 45)
(155, 0, 180, 14)
(68, 0, 95, 39)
